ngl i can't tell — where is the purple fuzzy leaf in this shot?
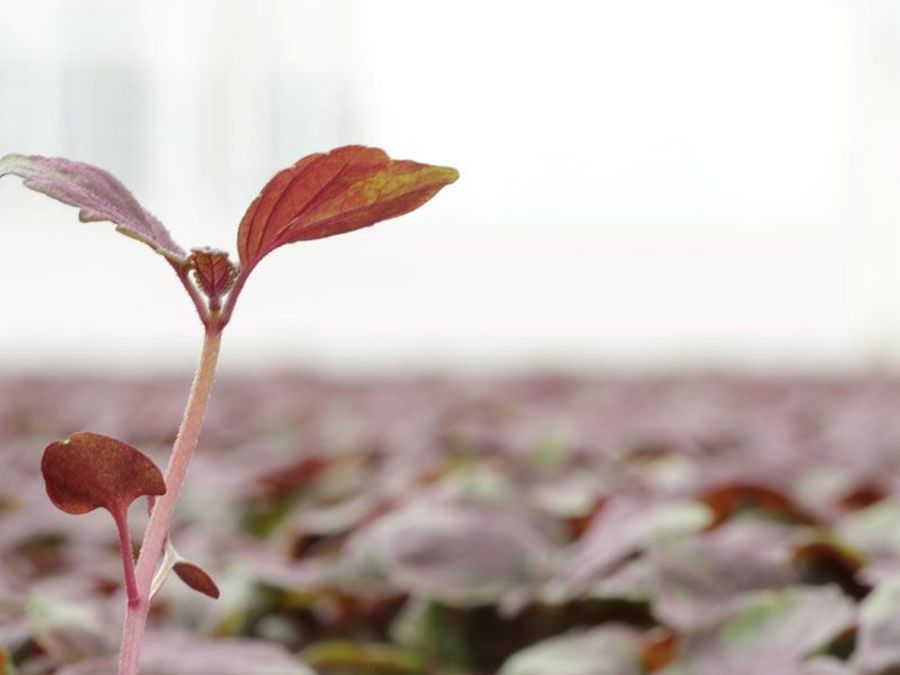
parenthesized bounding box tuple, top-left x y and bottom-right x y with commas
(0, 154, 186, 262)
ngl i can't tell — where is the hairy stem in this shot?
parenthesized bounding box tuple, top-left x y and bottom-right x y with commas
(118, 329, 222, 675)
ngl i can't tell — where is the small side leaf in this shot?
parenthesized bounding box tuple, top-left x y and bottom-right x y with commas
(0, 154, 186, 262)
(41, 432, 166, 515)
(173, 560, 220, 599)
(237, 145, 458, 271)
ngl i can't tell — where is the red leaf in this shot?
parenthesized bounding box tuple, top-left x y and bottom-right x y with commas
(173, 559, 220, 599)
(237, 146, 458, 270)
(697, 482, 819, 529)
(640, 629, 678, 672)
(41, 432, 166, 515)
(189, 248, 238, 305)
(0, 154, 186, 262)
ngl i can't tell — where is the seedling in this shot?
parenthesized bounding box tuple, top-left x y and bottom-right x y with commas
(0, 146, 458, 674)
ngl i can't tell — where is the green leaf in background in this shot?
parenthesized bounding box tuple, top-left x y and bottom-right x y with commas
(497, 625, 643, 675)
(0, 648, 15, 675)
(301, 640, 425, 674)
(659, 586, 855, 675)
(853, 575, 900, 672)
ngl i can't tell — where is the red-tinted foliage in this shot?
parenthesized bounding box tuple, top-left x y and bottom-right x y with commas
(236, 146, 458, 271)
(10, 373, 900, 673)
(41, 432, 166, 516)
(189, 248, 238, 303)
(172, 560, 220, 599)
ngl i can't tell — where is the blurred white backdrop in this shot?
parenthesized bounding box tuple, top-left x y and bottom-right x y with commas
(0, 0, 898, 373)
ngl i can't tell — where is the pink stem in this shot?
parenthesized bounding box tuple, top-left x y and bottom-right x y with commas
(112, 508, 139, 607)
(117, 329, 222, 675)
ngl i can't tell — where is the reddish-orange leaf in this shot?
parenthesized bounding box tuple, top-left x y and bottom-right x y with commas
(173, 559, 220, 599)
(237, 146, 458, 270)
(41, 432, 166, 515)
(189, 247, 238, 305)
(838, 482, 888, 511)
(640, 629, 678, 672)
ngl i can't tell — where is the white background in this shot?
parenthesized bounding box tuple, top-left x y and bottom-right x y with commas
(1, 0, 899, 374)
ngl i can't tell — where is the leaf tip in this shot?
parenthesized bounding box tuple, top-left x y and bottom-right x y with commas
(0, 153, 31, 177)
(438, 165, 460, 184)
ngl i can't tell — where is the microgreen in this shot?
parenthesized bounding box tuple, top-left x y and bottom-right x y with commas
(0, 145, 458, 675)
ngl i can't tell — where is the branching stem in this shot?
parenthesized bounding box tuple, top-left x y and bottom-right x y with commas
(117, 328, 222, 675)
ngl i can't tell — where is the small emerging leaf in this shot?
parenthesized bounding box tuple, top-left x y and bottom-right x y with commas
(0, 154, 186, 262)
(173, 560, 220, 599)
(189, 248, 238, 306)
(41, 432, 166, 515)
(237, 145, 458, 270)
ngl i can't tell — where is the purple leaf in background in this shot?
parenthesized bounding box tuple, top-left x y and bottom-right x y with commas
(340, 501, 557, 606)
(552, 497, 711, 594)
(798, 660, 856, 675)
(649, 519, 799, 630)
(56, 631, 316, 675)
(0, 154, 186, 262)
(660, 586, 856, 675)
(25, 589, 119, 665)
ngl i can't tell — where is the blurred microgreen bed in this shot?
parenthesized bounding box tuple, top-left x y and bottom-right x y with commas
(4, 373, 900, 674)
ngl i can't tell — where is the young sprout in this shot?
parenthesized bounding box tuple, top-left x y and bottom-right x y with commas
(0, 146, 458, 675)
